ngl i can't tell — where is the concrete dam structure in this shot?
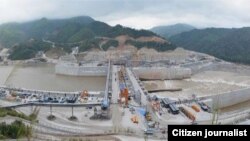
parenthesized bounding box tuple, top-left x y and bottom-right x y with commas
(55, 54, 108, 76)
(182, 61, 250, 76)
(204, 87, 250, 109)
(133, 67, 191, 80)
(55, 63, 107, 76)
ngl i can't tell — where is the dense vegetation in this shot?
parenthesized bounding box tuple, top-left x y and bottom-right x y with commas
(125, 40, 176, 51)
(0, 16, 94, 47)
(53, 38, 102, 53)
(0, 16, 156, 47)
(0, 108, 38, 139)
(0, 16, 166, 60)
(0, 107, 39, 122)
(8, 40, 51, 60)
(151, 23, 195, 38)
(102, 39, 119, 51)
(0, 120, 32, 139)
(105, 24, 156, 38)
(78, 39, 100, 52)
(170, 27, 250, 64)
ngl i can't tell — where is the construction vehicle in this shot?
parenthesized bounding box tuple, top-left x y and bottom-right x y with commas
(129, 107, 135, 114)
(147, 121, 156, 128)
(131, 115, 139, 124)
(198, 101, 210, 112)
(119, 88, 129, 106)
(145, 112, 152, 121)
(151, 101, 160, 111)
(144, 128, 155, 135)
(81, 90, 88, 98)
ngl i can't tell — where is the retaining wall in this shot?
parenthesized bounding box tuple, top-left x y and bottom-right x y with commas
(202, 87, 250, 108)
(133, 67, 191, 80)
(183, 61, 250, 75)
(55, 64, 107, 76)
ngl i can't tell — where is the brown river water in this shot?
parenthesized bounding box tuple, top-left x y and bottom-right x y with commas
(0, 63, 105, 91)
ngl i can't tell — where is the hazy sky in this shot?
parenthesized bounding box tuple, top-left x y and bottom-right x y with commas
(1, 0, 250, 29)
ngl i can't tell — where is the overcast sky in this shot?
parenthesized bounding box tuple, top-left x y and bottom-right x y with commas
(1, 0, 250, 29)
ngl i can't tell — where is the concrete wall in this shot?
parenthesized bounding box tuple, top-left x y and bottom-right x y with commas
(55, 64, 107, 76)
(133, 67, 191, 80)
(183, 61, 250, 75)
(181, 61, 250, 108)
(202, 87, 250, 108)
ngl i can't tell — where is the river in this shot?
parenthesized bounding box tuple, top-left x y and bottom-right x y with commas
(0, 63, 106, 91)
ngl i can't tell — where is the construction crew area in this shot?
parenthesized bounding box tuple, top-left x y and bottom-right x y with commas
(1, 48, 250, 140)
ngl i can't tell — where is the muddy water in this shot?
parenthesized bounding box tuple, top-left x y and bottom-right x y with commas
(0, 63, 105, 91)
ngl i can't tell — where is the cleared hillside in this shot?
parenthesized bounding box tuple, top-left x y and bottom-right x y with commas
(0, 16, 176, 60)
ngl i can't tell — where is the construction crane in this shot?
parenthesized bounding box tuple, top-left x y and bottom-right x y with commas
(101, 59, 111, 110)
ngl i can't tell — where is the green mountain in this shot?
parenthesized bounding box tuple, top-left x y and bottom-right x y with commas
(0, 16, 161, 47)
(151, 23, 195, 38)
(0, 16, 95, 47)
(0, 16, 176, 60)
(170, 27, 250, 64)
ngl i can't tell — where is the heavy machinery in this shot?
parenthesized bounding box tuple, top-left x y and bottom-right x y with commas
(197, 101, 211, 112)
(101, 60, 111, 110)
(145, 112, 152, 121)
(131, 115, 139, 124)
(120, 88, 129, 106)
(79, 90, 89, 103)
(147, 121, 156, 128)
(81, 90, 88, 98)
(144, 128, 155, 135)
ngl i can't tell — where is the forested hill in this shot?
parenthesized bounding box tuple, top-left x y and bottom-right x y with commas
(0, 16, 94, 47)
(0, 16, 157, 47)
(151, 23, 195, 38)
(169, 27, 250, 64)
(1, 16, 176, 60)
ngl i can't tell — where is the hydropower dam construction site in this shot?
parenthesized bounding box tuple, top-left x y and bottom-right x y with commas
(1, 46, 250, 140)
